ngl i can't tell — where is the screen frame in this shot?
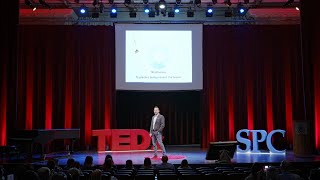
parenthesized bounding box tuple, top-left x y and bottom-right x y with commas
(115, 23, 203, 91)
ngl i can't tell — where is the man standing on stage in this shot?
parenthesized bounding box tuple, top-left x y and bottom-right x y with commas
(149, 106, 166, 157)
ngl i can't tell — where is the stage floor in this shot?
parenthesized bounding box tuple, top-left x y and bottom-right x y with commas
(30, 145, 320, 166)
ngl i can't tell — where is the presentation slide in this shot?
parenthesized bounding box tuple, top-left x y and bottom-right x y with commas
(116, 24, 203, 91)
(125, 30, 192, 83)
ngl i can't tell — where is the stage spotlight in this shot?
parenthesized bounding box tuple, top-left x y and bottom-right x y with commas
(159, 0, 166, 9)
(125, 0, 131, 4)
(295, 7, 300, 11)
(111, 7, 117, 13)
(92, 0, 99, 6)
(148, 9, 156, 17)
(174, 5, 180, 13)
(110, 5, 117, 18)
(187, 7, 194, 17)
(39, 0, 51, 9)
(99, 2, 104, 13)
(237, 3, 247, 15)
(144, 5, 150, 13)
(195, 0, 201, 5)
(283, 0, 294, 7)
(79, 4, 88, 14)
(25, 0, 37, 11)
(108, 0, 114, 4)
(225, 0, 232, 6)
(212, 0, 217, 4)
(206, 6, 213, 17)
(244, 0, 249, 4)
(176, 0, 181, 4)
(143, 0, 149, 4)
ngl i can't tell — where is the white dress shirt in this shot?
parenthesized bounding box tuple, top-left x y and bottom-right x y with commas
(153, 115, 158, 130)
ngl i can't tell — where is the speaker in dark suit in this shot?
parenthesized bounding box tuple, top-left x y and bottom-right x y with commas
(149, 106, 166, 157)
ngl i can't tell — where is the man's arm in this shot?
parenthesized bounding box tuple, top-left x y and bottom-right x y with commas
(158, 115, 165, 132)
(149, 117, 153, 136)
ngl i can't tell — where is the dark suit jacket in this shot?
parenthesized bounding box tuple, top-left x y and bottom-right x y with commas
(149, 114, 165, 134)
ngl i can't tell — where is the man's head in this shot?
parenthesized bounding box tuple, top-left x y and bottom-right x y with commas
(161, 155, 168, 163)
(66, 158, 75, 167)
(125, 159, 133, 168)
(37, 167, 51, 179)
(84, 156, 93, 166)
(154, 106, 160, 115)
(280, 160, 291, 172)
(47, 159, 56, 170)
(144, 157, 152, 167)
(250, 163, 263, 175)
(180, 159, 189, 167)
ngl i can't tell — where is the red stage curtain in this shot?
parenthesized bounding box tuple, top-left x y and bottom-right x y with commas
(202, 25, 304, 149)
(4, 24, 318, 151)
(0, 56, 7, 146)
(16, 26, 115, 148)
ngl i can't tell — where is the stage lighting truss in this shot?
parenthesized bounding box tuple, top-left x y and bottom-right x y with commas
(224, 0, 232, 7)
(25, 0, 37, 11)
(39, 0, 51, 9)
(195, 0, 201, 6)
(225, 7, 232, 17)
(187, 7, 194, 17)
(125, 0, 132, 5)
(92, 0, 99, 6)
(168, 9, 175, 17)
(143, 0, 149, 4)
(148, 8, 156, 17)
(283, 0, 294, 7)
(99, 2, 105, 13)
(73, 1, 253, 19)
(129, 9, 137, 18)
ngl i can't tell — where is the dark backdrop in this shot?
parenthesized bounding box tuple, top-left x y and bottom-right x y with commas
(116, 91, 201, 145)
(0, 0, 19, 146)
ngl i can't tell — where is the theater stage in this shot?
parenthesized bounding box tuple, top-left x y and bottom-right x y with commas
(28, 145, 320, 167)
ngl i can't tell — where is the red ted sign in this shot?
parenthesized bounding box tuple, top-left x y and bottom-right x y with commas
(92, 129, 151, 151)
